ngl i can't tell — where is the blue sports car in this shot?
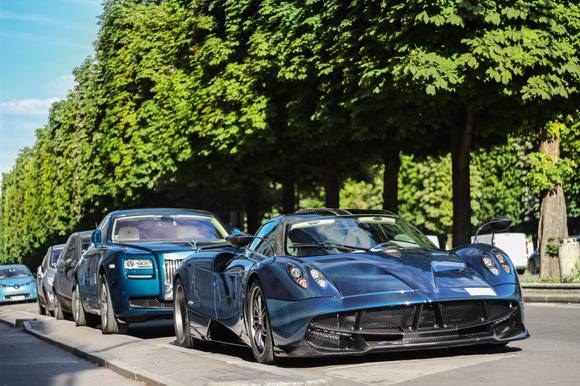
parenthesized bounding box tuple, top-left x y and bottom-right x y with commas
(74, 208, 231, 334)
(173, 209, 529, 364)
(0, 264, 37, 304)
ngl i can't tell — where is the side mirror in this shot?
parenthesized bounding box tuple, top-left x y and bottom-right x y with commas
(230, 227, 242, 234)
(473, 217, 513, 243)
(225, 232, 254, 248)
(92, 229, 102, 248)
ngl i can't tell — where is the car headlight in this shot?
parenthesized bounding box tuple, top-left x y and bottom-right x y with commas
(287, 263, 308, 288)
(307, 266, 328, 288)
(494, 250, 511, 274)
(124, 258, 154, 279)
(124, 259, 153, 270)
(482, 254, 499, 275)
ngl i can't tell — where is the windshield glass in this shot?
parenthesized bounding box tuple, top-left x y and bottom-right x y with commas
(286, 215, 435, 257)
(110, 214, 228, 244)
(50, 248, 63, 267)
(0, 266, 31, 279)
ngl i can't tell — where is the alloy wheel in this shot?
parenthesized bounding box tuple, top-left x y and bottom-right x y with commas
(250, 286, 268, 355)
(100, 281, 108, 328)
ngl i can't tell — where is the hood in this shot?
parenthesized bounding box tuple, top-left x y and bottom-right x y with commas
(0, 276, 35, 286)
(113, 240, 227, 255)
(304, 248, 490, 297)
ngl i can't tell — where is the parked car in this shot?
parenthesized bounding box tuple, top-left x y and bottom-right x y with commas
(473, 232, 529, 274)
(53, 231, 93, 319)
(74, 208, 231, 334)
(173, 208, 529, 364)
(0, 264, 37, 304)
(527, 250, 540, 275)
(36, 244, 65, 315)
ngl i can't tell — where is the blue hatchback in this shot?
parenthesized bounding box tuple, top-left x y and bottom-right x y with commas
(0, 264, 37, 304)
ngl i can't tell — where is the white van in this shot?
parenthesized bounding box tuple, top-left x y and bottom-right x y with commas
(474, 233, 529, 273)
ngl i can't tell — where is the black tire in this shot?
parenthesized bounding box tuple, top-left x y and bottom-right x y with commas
(37, 295, 46, 316)
(72, 284, 87, 327)
(99, 275, 127, 334)
(516, 268, 526, 275)
(247, 281, 276, 364)
(528, 260, 538, 275)
(53, 290, 65, 320)
(174, 278, 194, 348)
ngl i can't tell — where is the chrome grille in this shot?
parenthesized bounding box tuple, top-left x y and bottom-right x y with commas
(163, 258, 183, 301)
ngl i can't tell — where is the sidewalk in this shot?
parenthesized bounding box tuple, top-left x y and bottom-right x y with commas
(0, 306, 333, 386)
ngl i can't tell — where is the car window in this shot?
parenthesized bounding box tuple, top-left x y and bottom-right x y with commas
(286, 215, 435, 257)
(80, 237, 91, 254)
(62, 238, 75, 262)
(50, 248, 62, 267)
(110, 214, 228, 243)
(248, 222, 277, 257)
(0, 266, 31, 279)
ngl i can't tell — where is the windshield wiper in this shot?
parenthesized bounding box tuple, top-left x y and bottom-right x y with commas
(371, 241, 399, 251)
(289, 242, 369, 252)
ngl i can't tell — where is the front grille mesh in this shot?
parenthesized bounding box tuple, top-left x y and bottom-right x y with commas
(361, 306, 416, 331)
(307, 300, 518, 350)
(129, 297, 172, 308)
(163, 259, 183, 300)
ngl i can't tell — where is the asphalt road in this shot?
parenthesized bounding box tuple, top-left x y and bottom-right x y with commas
(1, 301, 580, 385)
(0, 319, 139, 386)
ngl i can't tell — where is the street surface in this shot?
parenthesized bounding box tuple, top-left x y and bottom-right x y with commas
(1, 301, 580, 385)
(0, 320, 139, 386)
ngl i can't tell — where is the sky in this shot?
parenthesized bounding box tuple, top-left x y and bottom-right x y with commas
(0, 0, 102, 183)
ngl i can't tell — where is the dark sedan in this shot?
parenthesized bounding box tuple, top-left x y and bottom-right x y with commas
(36, 243, 65, 315)
(53, 231, 93, 319)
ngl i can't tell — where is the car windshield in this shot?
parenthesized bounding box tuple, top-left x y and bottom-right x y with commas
(50, 248, 63, 267)
(286, 215, 436, 257)
(0, 267, 31, 279)
(110, 214, 228, 244)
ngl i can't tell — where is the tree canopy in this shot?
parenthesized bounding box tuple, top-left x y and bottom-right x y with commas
(1, 0, 579, 266)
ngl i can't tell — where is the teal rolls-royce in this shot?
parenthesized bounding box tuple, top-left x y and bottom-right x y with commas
(73, 208, 230, 334)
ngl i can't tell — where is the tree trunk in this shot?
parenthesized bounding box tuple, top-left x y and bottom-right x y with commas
(245, 182, 259, 233)
(382, 140, 401, 213)
(281, 171, 296, 214)
(451, 107, 474, 247)
(538, 136, 568, 279)
(324, 164, 340, 208)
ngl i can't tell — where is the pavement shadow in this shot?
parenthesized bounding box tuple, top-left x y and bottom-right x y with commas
(277, 344, 523, 369)
(168, 335, 522, 368)
(126, 320, 175, 339)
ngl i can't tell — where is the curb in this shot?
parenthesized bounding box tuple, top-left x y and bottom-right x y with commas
(521, 283, 580, 290)
(521, 283, 580, 304)
(21, 321, 329, 386)
(22, 321, 186, 386)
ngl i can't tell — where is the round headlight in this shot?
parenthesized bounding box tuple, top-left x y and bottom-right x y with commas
(482, 254, 500, 275)
(482, 255, 494, 268)
(308, 266, 327, 288)
(290, 267, 302, 279)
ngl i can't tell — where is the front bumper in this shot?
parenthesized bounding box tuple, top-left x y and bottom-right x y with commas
(0, 285, 37, 303)
(268, 284, 528, 357)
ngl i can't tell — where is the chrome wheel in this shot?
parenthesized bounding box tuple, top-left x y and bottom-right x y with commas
(100, 281, 108, 328)
(73, 289, 79, 321)
(250, 286, 267, 355)
(174, 285, 185, 341)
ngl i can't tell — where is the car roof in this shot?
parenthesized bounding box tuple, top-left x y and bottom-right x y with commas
(280, 208, 400, 224)
(70, 230, 94, 238)
(52, 243, 66, 250)
(108, 208, 216, 218)
(0, 264, 30, 270)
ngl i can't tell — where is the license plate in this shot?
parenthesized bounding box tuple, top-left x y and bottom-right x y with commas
(11, 295, 26, 301)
